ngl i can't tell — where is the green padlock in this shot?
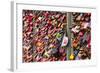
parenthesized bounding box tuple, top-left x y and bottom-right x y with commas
(56, 33, 62, 39)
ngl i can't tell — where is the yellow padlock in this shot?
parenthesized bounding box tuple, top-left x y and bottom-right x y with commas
(69, 54, 74, 60)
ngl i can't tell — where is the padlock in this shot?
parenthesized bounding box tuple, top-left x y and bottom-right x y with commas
(56, 33, 62, 39)
(69, 54, 74, 60)
(71, 25, 80, 34)
(78, 31, 84, 37)
(72, 38, 79, 48)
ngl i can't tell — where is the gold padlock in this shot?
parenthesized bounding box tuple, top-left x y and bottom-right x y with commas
(69, 54, 74, 60)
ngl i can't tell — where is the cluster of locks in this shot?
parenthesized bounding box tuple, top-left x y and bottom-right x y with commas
(22, 10, 68, 62)
(22, 10, 91, 62)
(70, 13, 91, 60)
